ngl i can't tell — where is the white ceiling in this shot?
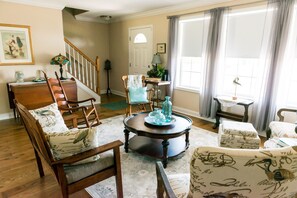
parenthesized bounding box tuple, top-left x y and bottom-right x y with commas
(2, 0, 232, 22)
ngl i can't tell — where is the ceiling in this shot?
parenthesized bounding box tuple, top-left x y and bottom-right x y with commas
(2, 0, 232, 23)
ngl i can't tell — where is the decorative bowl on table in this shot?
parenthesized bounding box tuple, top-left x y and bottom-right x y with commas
(145, 109, 176, 126)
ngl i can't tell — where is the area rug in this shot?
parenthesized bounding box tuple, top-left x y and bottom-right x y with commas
(85, 115, 218, 197)
(101, 100, 127, 111)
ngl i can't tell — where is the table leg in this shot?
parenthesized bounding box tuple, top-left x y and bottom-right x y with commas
(162, 139, 169, 168)
(243, 105, 249, 122)
(185, 130, 190, 149)
(124, 129, 130, 153)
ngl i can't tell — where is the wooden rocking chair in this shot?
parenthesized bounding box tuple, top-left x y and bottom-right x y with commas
(45, 72, 100, 128)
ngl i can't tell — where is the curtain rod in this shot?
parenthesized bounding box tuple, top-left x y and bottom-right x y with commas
(167, 0, 267, 19)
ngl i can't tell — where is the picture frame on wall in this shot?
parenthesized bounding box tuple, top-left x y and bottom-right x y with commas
(157, 43, 166, 54)
(0, 23, 34, 66)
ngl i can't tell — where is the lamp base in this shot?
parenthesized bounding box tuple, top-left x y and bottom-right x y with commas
(59, 64, 67, 80)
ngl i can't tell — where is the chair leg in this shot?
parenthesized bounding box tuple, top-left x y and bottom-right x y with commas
(129, 105, 132, 116)
(34, 149, 44, 177)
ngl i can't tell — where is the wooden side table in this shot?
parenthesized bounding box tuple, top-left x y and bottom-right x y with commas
(145, 79, 170, 109)
(213, 96, 254, 129)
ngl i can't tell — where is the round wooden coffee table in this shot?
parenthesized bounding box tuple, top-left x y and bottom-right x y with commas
(123, 112, 192, 168)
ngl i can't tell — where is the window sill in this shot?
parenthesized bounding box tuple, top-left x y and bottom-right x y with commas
(174, 86, 200, 94)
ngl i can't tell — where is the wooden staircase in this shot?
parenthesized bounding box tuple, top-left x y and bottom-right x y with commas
(64, 38, 100, 94)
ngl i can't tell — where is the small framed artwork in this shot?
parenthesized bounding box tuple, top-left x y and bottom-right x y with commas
(157, 43, 166, 54)
(0, 23, 34, 66)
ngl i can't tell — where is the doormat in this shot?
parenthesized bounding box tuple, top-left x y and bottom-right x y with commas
(101, 100, 127, 111)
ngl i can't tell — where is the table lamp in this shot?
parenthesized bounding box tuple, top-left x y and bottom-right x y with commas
(151, 53, 161, 68)
(50, 54, 70, 80)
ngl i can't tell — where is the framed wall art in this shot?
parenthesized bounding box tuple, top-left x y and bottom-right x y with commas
(0, 23, 34, 65)
(157, 43, 166, 54)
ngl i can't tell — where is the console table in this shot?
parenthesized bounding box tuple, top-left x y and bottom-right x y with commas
(213, 96, 254, 129)
(7, 79, 77, 118)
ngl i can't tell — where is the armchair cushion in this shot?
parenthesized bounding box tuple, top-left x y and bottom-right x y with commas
(29, 103, 68, 133)
(64, 150, 114, 184)
(269, 121, 297, 138)
(128, 87, 148, 103)
(46, 127, 100, 165)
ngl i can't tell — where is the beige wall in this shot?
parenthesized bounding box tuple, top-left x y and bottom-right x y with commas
(109, 0, 261, 115)
(0, 1, 65, 119)
(62, 9, 110, 93)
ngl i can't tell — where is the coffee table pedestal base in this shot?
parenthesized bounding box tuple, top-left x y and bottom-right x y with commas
(128, 135, 188, 167)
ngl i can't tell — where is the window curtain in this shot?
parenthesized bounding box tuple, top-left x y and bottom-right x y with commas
(166, 16, 180, 98)
(252, 0, 295, 131)
(199, 8, 228, 118)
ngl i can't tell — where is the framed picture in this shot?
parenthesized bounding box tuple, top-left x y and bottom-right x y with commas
(0, 23, 34, 65)
(157, 43, 166, 54)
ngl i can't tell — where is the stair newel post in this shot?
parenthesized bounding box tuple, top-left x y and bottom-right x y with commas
(96, 56, 100, 94)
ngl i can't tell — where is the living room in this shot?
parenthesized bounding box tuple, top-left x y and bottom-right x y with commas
(1, 0, 297, 197)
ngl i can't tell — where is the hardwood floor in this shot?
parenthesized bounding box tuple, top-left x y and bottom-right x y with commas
(0, 94, 217, 197)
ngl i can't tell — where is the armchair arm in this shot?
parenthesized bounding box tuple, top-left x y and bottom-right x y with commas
(156, 161, 177, 198)
(52, 140, 123, 165)
(277, 108, 297, 121)
(67, 98, 96, 104)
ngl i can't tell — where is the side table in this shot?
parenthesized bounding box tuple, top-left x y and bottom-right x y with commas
(213, 96, 254, 129)
(145, 79, 170, 109)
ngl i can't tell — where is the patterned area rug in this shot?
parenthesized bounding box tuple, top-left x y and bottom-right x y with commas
(85, 115, 218, 198)
(101, 100, 127, 111)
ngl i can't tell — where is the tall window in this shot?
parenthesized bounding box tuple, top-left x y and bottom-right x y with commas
(278, 7, 297, 108)
(176, 15, 209, 91)
(218, 8, 269, 99)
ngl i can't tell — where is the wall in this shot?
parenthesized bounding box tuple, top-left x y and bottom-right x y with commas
(62, 9, 110, 93)
(109, 0, 262, 117)
(0, 1, 65, 119)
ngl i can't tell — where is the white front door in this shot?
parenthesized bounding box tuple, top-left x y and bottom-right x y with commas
(129, 26, 153, 75)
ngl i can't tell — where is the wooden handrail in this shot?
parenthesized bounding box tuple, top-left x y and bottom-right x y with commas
(64, 38, 96, 66)
(64, 38, 100, 94)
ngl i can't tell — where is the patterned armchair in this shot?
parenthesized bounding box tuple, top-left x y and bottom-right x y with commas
(156, 146, 297, 198)
(267, 108, 297, 139)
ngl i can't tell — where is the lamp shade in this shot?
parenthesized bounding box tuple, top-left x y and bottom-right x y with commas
(50, 54, 70, 66)
(151, 54, 162, 65)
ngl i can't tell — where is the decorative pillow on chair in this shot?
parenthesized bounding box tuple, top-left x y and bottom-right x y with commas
(29, 103, 68, 133)
(128, 87, 148, 103)
(46, 127, 100, 165)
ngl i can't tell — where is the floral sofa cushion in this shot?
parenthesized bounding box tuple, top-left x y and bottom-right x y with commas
(46, 127, 100, 165)
(188, 146, 297, 198)
(29, 103, 68, 133)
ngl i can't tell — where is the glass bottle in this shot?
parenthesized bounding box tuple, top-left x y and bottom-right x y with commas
(162, 96, 172, 122)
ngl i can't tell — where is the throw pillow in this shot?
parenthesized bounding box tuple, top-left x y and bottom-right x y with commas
(29, 103, 68, 134)
(128, 87, 148, 103)
(46, 127, 100, 164)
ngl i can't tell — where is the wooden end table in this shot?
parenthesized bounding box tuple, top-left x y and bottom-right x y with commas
(123, 112, 192, 168)
(213, 96, 254, 129)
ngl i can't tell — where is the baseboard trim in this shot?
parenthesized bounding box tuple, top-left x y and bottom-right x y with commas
(173, 106, 215, 123)
(0, 112, 14, 120)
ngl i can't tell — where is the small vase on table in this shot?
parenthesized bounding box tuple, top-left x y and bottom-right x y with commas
(162, 96, 172, 122)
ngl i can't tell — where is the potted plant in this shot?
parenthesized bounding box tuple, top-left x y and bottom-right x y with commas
(147, 65, 165, 79)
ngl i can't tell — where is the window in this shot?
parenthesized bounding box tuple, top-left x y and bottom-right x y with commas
(134, 33, 147, 43)
(218, 8, 269, 99)
(176, 15, 209, 91)
(278, 7, 297, 108)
